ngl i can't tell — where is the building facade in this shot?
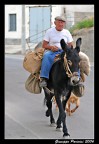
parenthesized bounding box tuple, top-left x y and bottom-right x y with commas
(5, 5, 94, 45)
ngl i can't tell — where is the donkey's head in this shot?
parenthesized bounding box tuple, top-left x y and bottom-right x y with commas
(60, 38, 82, 86)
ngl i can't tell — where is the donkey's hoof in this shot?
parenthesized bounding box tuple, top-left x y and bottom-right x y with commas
(56, 126, 62, 131)
(50, 123, 56, 127)
(45, 110, 50, 117)
(50, 119, 56, 127)
(63, 133, 70, 139)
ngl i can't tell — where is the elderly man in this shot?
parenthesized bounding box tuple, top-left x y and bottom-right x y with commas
(40, 16, 73, 87)
(39, 16, 76, 87)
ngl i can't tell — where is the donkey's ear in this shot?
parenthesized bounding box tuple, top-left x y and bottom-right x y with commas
(76, 38, 82, 47)
(60, 39, 67, 51)
(75, 46, 80, 53)
(75, 38, 82, 53)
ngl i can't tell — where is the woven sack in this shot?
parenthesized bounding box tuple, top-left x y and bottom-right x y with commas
(25, 73, 42, 94)
(72, 84, 85, 97)
(23, 48, 45, 74)
(79, 51, 90, 76)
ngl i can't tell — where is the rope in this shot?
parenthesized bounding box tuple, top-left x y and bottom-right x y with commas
(63, 54, 73, 77)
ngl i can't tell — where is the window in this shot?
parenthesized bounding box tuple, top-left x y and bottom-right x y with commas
(9, 14, 16, 31)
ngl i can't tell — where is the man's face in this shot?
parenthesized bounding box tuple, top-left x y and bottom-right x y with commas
(54, 20, 65, 31)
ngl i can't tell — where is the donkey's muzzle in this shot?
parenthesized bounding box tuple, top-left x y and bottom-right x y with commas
(70, 72, 80, 86)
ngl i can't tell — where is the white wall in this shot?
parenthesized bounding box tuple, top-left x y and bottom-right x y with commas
(65, 5, 94, 12)
(25, 5, 29, 39)
(51, 5, 94, 27)
(5, 5, 50, 40)
(51, 5, 63, 27)
(5, 5, 94, 42)
(64, 5, 94, 28)
(5, 5, 22, 39)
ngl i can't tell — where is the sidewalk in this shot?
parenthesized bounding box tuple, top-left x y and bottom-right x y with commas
(5, 42, 42, 54)
(5, 45, 31, 55)
(5, 45, 22, 54)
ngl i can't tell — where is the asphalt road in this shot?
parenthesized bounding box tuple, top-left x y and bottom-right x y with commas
(5, 54, 94, 140)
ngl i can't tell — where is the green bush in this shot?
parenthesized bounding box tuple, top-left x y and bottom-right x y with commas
(69, 17, 94, 34)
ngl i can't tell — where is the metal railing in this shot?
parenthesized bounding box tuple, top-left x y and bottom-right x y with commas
(26, 28, 49, 49)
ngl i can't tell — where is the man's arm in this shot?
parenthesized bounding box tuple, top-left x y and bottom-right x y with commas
(42, 40, 58, 52)
(42, 40, 51, 50)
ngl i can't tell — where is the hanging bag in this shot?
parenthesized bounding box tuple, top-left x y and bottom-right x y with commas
(23, 48, 45, 74)
(25, 73, 42, 94)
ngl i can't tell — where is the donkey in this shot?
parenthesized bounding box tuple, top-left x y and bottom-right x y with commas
(43, 38, 82, 138)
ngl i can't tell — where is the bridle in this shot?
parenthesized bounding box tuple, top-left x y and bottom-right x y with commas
(63, 53, 73, 78)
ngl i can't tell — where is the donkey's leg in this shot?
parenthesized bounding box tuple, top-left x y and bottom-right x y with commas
(62, 88, 72, 110)
(62, 94, 71, 111)
(56, 112, 62, 129)
(44, 89, 55, 125)
(55, 94, 70, 137)
(46, 97, 56, 125)
(62, 91, 72, 137)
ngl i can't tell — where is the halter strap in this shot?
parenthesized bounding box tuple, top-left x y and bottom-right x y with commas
(63, 54, 73, 77)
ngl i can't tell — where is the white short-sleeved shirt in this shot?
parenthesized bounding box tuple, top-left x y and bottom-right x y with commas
(44, 27, 73, 49)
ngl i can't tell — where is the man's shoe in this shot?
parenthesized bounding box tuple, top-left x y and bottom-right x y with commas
(39, 78, 47, 88)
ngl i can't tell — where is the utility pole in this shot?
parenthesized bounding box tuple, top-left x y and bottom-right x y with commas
(21, 5, 26, 54)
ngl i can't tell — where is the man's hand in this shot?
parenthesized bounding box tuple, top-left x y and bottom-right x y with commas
(51, 46, 59, 52)
(42, 40, 59, 51)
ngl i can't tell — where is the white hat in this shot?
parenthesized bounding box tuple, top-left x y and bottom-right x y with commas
(55, 16, 66, 22)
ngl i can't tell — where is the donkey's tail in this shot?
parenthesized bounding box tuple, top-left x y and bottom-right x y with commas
(43, 87, 55, 106)
(43, 87, 54, 96)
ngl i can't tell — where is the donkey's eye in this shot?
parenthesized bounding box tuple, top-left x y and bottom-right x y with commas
(68, 60, 72, 66)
